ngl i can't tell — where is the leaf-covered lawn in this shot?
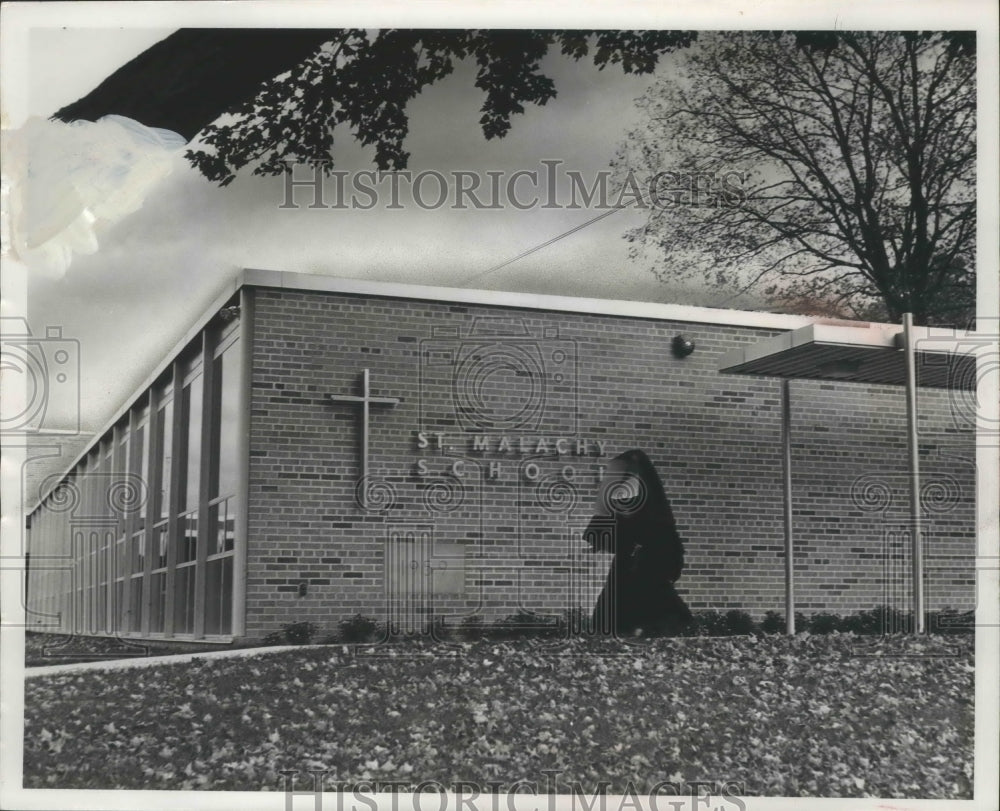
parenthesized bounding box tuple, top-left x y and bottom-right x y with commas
(23, 634, 973, 798)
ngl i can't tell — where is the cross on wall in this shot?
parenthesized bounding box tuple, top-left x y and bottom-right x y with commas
(328, 369, 399, 508)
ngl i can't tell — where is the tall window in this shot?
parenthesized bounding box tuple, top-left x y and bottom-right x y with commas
(174, 356, 203, 635)
(26, 304, 243, 642)
(149, 388, 173, 634)
(127, 408, 150, 633)
(74, 465, 89, 634)
(85, 449, 101, 633)
(113, 425, 129, 632)
(205, 334, 239, 635)
(85, 446, 109, 634)
(100, 440, 114, 633)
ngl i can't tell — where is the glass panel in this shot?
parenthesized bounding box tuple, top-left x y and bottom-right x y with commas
(133, 422, 149, 531)
(104, 445, 114, 521)
(176, 514, 197, 563)
(128, 577, 143, 632)
(87, 586, 97, 633)
(90, 531, 99, 588)
(92, 451, 102, 515)
(98, 584, 108, 633)
(182, 375, 203, 512)
(115, 538, 127, 578)
(148, 572, 167, 634)
(218, 499, 235, 554)
(212, 341, 241, 500)
(116, 434, 129, 532)
(205, 556, 233, 636)
(74, 586, 83, 634)
(83, 460, 94, 518)
(78, 534, 88, 632)
(154, 526, 168, 569)
(87, 544, 97, 632)
(173, 565, 196, 635)
(157, 399, 173, 520)
(208, 502, 220, 555)
(104, 530, 114, 581)
(209, 501, 233, 556)
(77, 530, 87, 581)
(115, 580, 125, 632)
(130, 533, 144, 573)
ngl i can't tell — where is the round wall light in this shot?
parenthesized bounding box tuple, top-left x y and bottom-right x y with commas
(672, 335, 696, 358)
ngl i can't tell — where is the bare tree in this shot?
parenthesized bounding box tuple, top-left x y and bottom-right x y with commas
(615, 31, 975, 327)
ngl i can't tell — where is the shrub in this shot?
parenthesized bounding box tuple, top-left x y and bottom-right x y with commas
(723, 609, 757, 635)
(426, 615, 450, 641)
(684, 610, 726, 636)
(262, 631, 284, 646)
(807, 613, 842, 635)
(457, 614, 485, 641)
(840, 605, 910, 635)
(759, 612, 809, 633)
(338, 613, 381, 643)
(683, 610, 758, 636)
(285, 621, 319, 644)
(733, 607, 974, 637)
(841, 607, 882, 635)
(262, 621, 319, 646)
(488, 610, 561, 640)
(761, 611, 785, 634)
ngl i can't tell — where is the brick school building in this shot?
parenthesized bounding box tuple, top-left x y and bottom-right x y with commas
(24, 270, 975, 642)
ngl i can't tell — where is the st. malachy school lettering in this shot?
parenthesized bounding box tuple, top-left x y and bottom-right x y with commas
(413, 431, 609, 482)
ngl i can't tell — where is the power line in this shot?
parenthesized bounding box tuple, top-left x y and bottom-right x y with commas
(460, 205, 626, 287)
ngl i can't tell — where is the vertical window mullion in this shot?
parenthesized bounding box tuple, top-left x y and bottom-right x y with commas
(165, 361, 182, 636)
(107, 427, 115, 633)
(193, 331, 217, 638)
(112, 422, 126, 633)
(73, 477, 83, 635)
(124, 407, 142, 633)
(141, 390, 160, 636)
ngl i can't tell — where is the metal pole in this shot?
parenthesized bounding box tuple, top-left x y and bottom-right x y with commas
(782, 378, 795, 635)
(903, 313, 925, 634)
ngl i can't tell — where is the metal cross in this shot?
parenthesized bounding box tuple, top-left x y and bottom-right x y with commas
(328, 369, 399, 506)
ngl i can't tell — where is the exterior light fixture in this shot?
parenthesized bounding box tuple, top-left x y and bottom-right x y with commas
(672, 335, 696, 358)
(218, 305, 241, 323)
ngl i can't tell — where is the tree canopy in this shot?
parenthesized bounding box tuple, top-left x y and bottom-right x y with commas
(614, 31, 976, 326)
(54, 29, 695, 185)
(186, 29, 696, 185)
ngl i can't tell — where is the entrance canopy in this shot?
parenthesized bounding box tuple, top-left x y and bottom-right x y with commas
(719, 321, 976, 390)
(718, 317, 977, 634)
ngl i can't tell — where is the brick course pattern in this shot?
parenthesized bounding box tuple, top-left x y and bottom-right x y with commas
(244, 288, 975, 638)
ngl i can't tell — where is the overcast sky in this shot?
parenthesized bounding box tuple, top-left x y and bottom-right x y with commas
(15, 25, 707, 434)
(3, 1, 997, 443)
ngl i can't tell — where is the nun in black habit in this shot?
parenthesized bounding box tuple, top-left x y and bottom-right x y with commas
(583, 449, 691, 636)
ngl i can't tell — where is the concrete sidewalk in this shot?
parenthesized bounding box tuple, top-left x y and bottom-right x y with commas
(24, 643, 334, 678)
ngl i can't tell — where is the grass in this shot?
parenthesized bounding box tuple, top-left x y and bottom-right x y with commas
(23, 633, 973, 798)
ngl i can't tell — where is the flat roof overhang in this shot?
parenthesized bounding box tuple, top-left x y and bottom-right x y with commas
(718, 322, 977, 390)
